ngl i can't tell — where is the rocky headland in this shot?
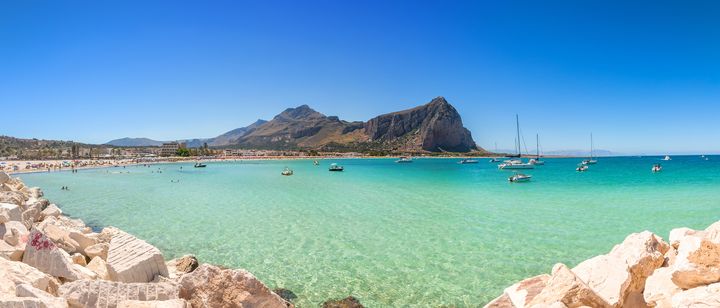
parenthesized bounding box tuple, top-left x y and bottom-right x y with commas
(0, 171, 322, 308)
(485, 222, 720, 307)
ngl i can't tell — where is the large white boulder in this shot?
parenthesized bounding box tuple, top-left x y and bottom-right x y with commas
(504, 274, 549, 308)
(0, 202, 22, 222)
(84, 242, 109, 260)
(644, 267, 682, 308)
(58, 280, 180, 308)
(0, 239, 24, 261)
(669, 227, 699, 249)
(86, 256, 111, 280)
(22, 230, 87, 281)
(178, 264, 290, 308)
(527, 263, 611, 308)
(117, 299, 190, 308)
(107, 229, 168, 282)
(483, 293, 514, 308)
(671, 281, 720, 307)
(0, 257, 57, 297)
(670, 234, 720, 289)
(1, 220, 29, 246)
(571, 231, 669, 307)
(15, 283, 69, 308)
(0, 172, 9, 185)
(40, 204, 62, 219)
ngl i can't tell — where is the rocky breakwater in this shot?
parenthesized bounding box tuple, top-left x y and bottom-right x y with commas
(0, 171, 293, 308)
(485, 221, 720, 308)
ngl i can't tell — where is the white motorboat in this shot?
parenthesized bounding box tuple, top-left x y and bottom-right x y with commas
(663, 155, 671, 161)
(281, 167, 294, 176)
(396, 156, 413, 163)
(651, 164, 662, 173)
(459, 158, 479, 164)
(509, 173, 532, 183)
(576, 165, 589, 172)
(489, 158, 501, 163)
(499, 161, 534, 169)
(499, 114, 534, 170)
(329, 163, 344, 172)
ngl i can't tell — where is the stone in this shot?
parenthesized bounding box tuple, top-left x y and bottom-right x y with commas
(68, 230, 96, 252)
(40, 204, 62, 219)
(483, 293, 514, 308)
(117, 299, 190, 308)
(22, 230, 86, 281)
(664, 246, 678, 268)
(0, 203, 22, 222)
(644, 267, 681, 308)
(71, 253, 87, 266)
(0, 239, 24, 261)
(40, 223, 80, 254)
(504, 274, 549, 308)
(571, 231, 669, 307)
(0, 191, 25, 206)
(527, 263, 611, 308)
(174, 255, 198, 274)
(0, 172, 9, 184)
(72, 263, 98, 280)
(1, 221, 29, 246)
(178, 264, 290, 308)
(0, 297, 67, 308)
(0, 257, 56, 296)
(0, 211, 8, 224)
(84, 242, 109, 260)
(669, 227, 701, 249)
(15, 283, 68, 308)
(87, 256, 111, 280)
(107, 230, 168, 282)
(670, 235, 720, 289)
(28, 187, 43, 198)
(58, 280, 180, 308)
(671, 281, 720, 307)
(322, 296, 364, 308)
(273, 288, 298, 304)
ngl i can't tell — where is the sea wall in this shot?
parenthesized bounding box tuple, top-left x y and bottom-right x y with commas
(485, 221, 720, 307)
(0, 172, 306, 308)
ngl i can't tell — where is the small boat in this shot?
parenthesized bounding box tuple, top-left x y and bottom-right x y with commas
(509, 173, 532, 183)
(530, 134, 545, 165)
(313, 160, 319, 166)
(499, 115, 534, 170)
(663, 155, 672, 161)
(194, 162, 207, 168)
(581, 159, 597, 165)
(329, 163, 344, 172)
(582, 133, 598, 165)
(281, 167, 294, 176)
(459, 158, 479, 164)
(396, 156, 413, 163)
(576, 165, 589, 172)
(489, 158, 501, 163)
(529, 158, 544, 166)
(652, 164, 662, 173)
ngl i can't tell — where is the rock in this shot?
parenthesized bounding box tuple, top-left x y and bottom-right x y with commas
(40, 204, 62, 219)
(0, 172, 9, 184)
(86, 256, 111, 280)
(58, 280, 180, 308)
(0, 191, 25, 206)
(178, 264, 290, 308)
(68, 230, 96, 252)
(174, 255, 198, 274)
(273, 288, 298, 303)
(1, 220, 29, 246)
(0, 211, 8, 224)
(670, 234, 720, 289)
(70, 253, 87, 266)
(571, 231, 669, 307)
(0, 202, 22, 222)
(0, 239, 24, 261)
(0, 257, 56, 297)
(106, 229, 168, 283)
(644, 267, 681, 308)
(84, 242, 109, 260)
(39, 223, 81, 254)
(22, 230, 86, 281)
(669, 227, 700, 249)
(483, 293, 514, 308)
(664, 246, 678, 267)
(117, 299, 190, 308)
(0, 297, 67, 308)
(72, 263, 98, 280)
(671, 281, 720, 307)
(15, 283, 68, 308)
(527, 263, 611, 308)
(504, 274, 549, 308)
(28, 187, 44, 198)
(322, 296, 364, 308)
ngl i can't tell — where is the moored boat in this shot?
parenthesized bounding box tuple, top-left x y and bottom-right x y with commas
(499, 115, 534, 170)
(652, 164, 662, 173)
(576, 165, 589, 172)
(509, 173, 532, 183)
(281, 167, 294, 176)
(459, 158, 479, 164)
(663, 155, 672, 161)
(194, 162, 207, 168)
(329, 163, 344, 172)
(396, 156, 413, 163)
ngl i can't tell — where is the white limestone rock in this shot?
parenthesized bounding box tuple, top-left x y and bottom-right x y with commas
(70, 253, 87, 266)
(571, 231, 669, 307)
(58, 280, 180, 308)
(0, 239, 25, 261)
(0, 257, 56, 297)
(107, 229, 168, 283)
(504, 274, 549, 308)
(0, 203, 22, 222)
(40, 204, 62, 219)
(1, 221, 29, 246)
(22, 230, 87, 281)
(15, 283, 68, 308)
(117, 299, 190, 308)
(87, 256, 111, 280)
(0, 172, 9, 185)
(671, 281, 720, 307)
(669, 227, 698, 249)
(84, 242, 109, 260)
(527, 263, 611, 308)
(670, 234, 720, 289)
(644, 267, 682, 308)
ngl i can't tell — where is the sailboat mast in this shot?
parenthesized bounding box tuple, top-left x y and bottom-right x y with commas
(536, 134, 540, 159)
(516, 114, 521, 156)
(590, 133, 594, 160)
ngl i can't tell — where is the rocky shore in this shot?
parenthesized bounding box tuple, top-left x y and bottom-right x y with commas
(0, 171, 309, 307)
(485, 222, 720, 307)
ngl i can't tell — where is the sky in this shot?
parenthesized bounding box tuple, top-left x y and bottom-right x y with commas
(1, 0, 719, 154)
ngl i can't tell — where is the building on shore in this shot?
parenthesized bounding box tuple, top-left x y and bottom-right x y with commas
(160, 142, 186, 157)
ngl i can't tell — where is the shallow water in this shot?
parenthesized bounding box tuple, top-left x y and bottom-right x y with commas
(18, 156, 720, 307)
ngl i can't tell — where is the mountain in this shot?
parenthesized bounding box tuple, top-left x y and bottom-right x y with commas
(105, 137, 164, 147)
(230, 97, 480, 153)
(209, 119, 268, 147)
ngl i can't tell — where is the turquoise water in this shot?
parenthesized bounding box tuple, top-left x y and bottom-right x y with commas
(18, 156, 720, 307)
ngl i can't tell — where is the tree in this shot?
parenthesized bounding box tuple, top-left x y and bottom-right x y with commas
(176, 148, 190, 157)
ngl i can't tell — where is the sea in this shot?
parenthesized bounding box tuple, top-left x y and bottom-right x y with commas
(18, 156, 720, 307)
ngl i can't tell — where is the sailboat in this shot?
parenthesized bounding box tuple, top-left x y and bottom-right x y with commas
(529, 134, 545, 165)
(489, 142, 501, 162)
(499, 115, 534, 170)
(662, 155, 672, 161)
(582, 133, 598, 165)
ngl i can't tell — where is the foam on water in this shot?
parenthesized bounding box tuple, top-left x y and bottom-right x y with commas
(18, 156, 720, 306)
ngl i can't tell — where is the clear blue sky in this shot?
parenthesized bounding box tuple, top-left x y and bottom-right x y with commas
(1, 1, 718, 153)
